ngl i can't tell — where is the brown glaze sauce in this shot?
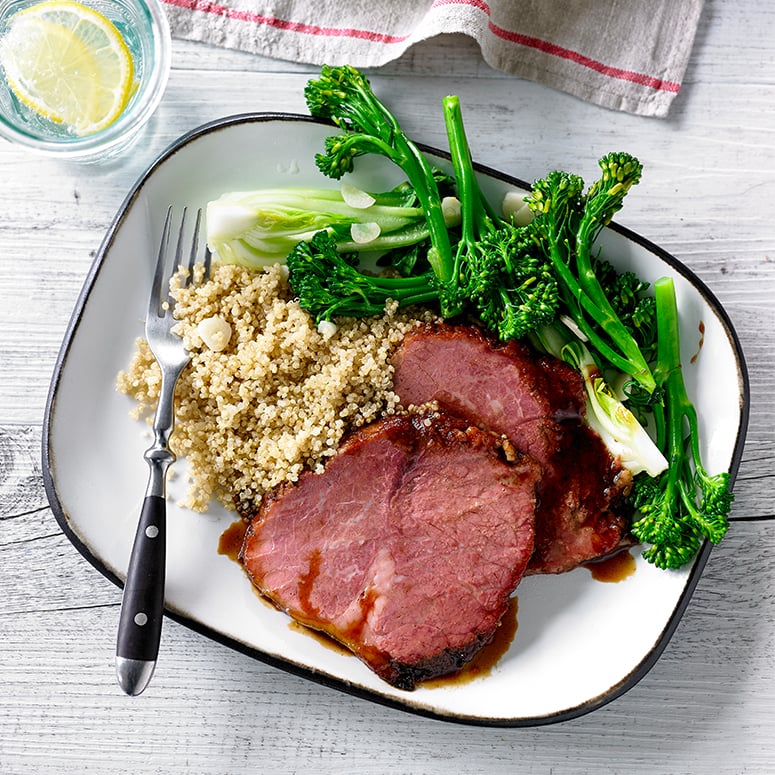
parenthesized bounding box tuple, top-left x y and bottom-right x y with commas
(420, 597, 520, 689)
(585, 548, 636, 582)
(217, 518, 249, 561)
(297, 548, 322, 615)
(288, 621, 351, 656)
(690, 319, 705, 364)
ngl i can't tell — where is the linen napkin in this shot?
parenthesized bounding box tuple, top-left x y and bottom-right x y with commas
(161, 0, 705, 118)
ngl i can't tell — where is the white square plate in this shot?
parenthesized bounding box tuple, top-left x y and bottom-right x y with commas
(43, 115, 749, 726)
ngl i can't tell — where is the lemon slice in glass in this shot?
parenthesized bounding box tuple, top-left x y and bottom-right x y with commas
(0, 0, 135, 136)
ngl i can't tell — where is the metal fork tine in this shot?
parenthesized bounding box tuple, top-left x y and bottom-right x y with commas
(149, 206, 173, 319)
(185, 209, 202, 279)
(203, 244, 212, 280)
(173, 206, 188, 285)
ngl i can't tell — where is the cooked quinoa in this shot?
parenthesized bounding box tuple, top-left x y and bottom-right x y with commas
(116, 262, 436, 513)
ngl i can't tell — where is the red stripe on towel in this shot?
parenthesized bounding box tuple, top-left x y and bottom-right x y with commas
(431, 0, 681, 92)
(164, 0, 681, 94)
(163, 0, 411, 44)
(488, 23, 681, 92)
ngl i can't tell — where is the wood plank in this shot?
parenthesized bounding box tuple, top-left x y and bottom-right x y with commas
(1, 1, 774, 770)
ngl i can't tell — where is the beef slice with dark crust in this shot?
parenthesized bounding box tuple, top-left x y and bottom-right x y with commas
(240, 407, 540, 690)
(392, 323, 632, 575)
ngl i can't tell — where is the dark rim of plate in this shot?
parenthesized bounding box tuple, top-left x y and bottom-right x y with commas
(41, 113, 751, 727)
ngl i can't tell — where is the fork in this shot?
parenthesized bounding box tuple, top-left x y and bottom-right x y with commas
(116, 206, 211, 696)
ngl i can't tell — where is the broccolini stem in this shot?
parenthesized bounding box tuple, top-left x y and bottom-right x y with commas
(654, 277, 690, 478)
(443, 95, 491, 242)
(653, 277, 683, 393)
(542, 226, 657, 391)
(631, 275, 733, 564)
(392, 130, 456, 284)
(653, 276, 706, 486)
(573, 175, 655, 393)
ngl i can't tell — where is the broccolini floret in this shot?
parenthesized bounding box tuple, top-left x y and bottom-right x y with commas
(629, 277, 733, 568)
(527, 154, 657, 395)
(442, 95, 559, 341)
(289, 70, 560, 332)
(594, 260, 659, 365)
(286, 230, 440, 322)
(304, 64, 459, 314)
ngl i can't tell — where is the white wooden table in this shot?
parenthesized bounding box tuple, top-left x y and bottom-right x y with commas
(1, 3, 774, 773)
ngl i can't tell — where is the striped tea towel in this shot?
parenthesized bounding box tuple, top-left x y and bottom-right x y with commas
(162, 0, 705, 118)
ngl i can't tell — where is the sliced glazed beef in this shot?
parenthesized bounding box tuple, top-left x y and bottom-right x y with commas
(524, 419, 633, 574)
(392, 323, 633, 574)
(240, 407, 540, 690)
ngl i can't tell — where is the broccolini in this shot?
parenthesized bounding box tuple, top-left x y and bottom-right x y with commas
(629, 277, 733, 569)
(442, 95, 559, 341)
(526, 154, 657, 395)
(304, 64, 459, 315)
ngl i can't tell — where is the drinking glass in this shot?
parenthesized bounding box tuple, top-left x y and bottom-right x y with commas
(0, 0, 171, 162)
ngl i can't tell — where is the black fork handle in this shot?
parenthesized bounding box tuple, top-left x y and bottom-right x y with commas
(115, 494, 166, 695)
